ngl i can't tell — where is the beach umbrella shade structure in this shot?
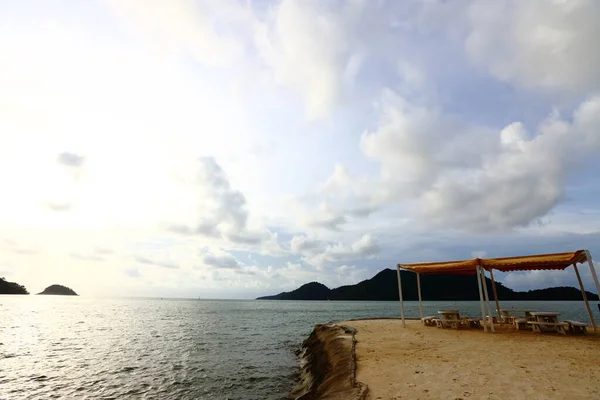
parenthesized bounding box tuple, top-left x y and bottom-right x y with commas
(397, 250, 600, 332)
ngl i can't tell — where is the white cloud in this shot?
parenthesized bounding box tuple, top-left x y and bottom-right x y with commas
(466, 0, 600, 96)
(2, 0, 600, 298)
(320, 90, 600, 232)
(201, 250, 241, 269)
(254, 0, 366, 119)
(165, 157, 285, 255)
(305, 203, 348, 231)
(290, 233, 380, 269)
(471, 250, 488, 259)
(135, 255, 179, 270)
(290, 235, 320, 255)
(57, 152, 85, 168)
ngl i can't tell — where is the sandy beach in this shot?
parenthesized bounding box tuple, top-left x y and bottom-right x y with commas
(342, 319, 600, 400)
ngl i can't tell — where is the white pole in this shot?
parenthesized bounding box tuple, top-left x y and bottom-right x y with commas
(396, 267, 406, 327)
(480, 268, 495, 333)
(489, 268, 502, 322)
(574, 264, 597, 331)
(584, 250, 600, 300)
(476, 266, 487, 332)
(417, 272, 424, 321)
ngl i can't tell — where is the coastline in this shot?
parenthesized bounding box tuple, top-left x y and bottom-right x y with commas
(293, 318, 600, 399)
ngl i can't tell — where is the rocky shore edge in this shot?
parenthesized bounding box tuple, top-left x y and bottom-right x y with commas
(290, 323, 368, 400)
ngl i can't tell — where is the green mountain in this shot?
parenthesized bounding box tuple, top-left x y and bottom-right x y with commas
(257, 268, 599, 301)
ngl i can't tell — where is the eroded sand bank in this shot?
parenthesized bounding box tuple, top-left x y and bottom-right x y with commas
(291, 323, 367, 400)
(344, 319, 600, 400)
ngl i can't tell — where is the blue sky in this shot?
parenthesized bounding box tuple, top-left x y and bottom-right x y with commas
(1, 0, 600, 298)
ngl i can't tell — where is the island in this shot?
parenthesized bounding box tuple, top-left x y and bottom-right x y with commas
(37, 284, 78, 296)
(257, 268, 599, 301)
(0, 277, 29, 294)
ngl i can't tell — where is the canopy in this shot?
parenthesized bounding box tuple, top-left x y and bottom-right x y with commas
(396, 249, 600, 332)
(399, 250, 588, 275)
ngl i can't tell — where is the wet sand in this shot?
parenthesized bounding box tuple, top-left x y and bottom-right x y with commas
(343, 319, 600, 400)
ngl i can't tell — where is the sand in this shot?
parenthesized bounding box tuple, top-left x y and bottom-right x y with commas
(343, 319, 600, 400)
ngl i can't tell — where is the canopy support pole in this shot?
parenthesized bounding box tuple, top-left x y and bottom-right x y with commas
(584, 250, 600, 304)
(574, 263, 597, 331)
(480, 268, 495, 332)
(489, 268, 502, 323)
(476, 266, 487, 332)
(417, 272, 423, 321)
(396, 267, 405, 327)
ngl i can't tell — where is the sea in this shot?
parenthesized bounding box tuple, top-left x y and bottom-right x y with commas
(1, 296, 596, 399)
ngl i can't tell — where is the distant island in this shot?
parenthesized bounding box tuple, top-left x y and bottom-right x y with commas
(0, 277, 29, 294)
(257, 268, 599, 301)
(38, 284, 78, 296)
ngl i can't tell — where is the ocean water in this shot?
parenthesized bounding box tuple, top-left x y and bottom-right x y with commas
(1, 296, 597, 399)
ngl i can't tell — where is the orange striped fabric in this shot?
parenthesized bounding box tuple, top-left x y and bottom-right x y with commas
(399, 250, 587, 274)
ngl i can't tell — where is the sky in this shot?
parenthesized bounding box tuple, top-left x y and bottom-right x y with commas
(1, 0, 600, 298)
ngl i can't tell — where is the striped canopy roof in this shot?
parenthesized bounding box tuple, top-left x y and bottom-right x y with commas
(398, 250, 588, 274)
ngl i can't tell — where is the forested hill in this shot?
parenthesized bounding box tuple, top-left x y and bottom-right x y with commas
(0, 277, 29, 294)
(257, 269, 599, 301)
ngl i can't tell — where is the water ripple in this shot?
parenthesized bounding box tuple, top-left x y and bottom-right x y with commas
(1, 297, 590, 399)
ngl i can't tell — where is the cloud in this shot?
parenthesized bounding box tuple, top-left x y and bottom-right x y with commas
(0, 239, 40, 256)
(349, 234, 380, 256)
(44, 201, 73, 212)
(319, 90, 600, 232)
(466, 0, 600, 96)
(471, 250, 488, 259)
(202, 251, 241, 269)
(2, 0, 600, 299)
(165, 157, 284, 254)
(167, 157, 249, 236)
(57, 152, 85, 168)
(308, 212, 347, 231)
(223, 231, 263, 245)
(135, 256, 178, 269)
(290, 234, 380, 269)
(255, 0, 366, 119)
(290, 235, 321, 254)
(196, 157, 249, 230)
(70, 253, 106, 262)
(125, 267, 141, 278)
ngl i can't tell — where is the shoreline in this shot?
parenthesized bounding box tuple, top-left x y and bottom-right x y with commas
(292, 318, 600, 399)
